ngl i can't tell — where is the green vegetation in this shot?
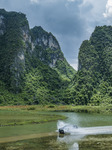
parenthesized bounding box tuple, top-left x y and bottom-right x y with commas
(0, 81, 24, 105)
(47, 105, 112, 114)
(22, 63, 67, 105)
(65, 26, 112, 106)
(79, 135, 112, 150)
(0, 9, 28, 92)
(0, 105, 66, 127)
(0, 105, 112, 115)
(1, 9, 112, 106)
(0, 9, 76, 105)
(0, 134, 112, 150)
(31, 26, 76, 80)
(0, 136, 68, 150)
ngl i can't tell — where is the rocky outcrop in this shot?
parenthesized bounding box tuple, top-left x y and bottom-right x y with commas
(0, 9, 75, 93)
(31, 26, 75, 78)
(78, 26, 112, 76)
(31, 26, 62, 67)
(75, 25, 112, 105)
(0, 15, 5, 35)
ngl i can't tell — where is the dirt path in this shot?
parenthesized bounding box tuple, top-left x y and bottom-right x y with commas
(0, 132, 57, 143)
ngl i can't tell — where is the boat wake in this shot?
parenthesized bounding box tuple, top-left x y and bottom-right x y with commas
(57, 121, 112, 150)
(57, 120, 112, 135)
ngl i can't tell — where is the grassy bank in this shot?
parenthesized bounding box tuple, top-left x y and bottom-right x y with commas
(11, 104, 111, 114)
(0, 105, 112, 145)
(0, 104, 112, 127)
(0, 106, 66, 127)
(45, 105, 112, 114)
(0, 134, 112, 150)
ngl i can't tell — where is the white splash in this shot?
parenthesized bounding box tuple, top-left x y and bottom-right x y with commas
(57, 120, 112, 135)
(57, 121, 112, 150)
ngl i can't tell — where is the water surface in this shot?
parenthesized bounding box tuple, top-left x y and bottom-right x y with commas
(0, 112, 112, 149)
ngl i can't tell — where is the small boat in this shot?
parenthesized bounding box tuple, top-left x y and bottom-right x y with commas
(59, 124, 78, 134)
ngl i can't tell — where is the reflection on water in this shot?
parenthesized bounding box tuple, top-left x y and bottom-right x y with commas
(0, 135, 68, 150)
(57, 134, 112, 150)
(69, 143, 79, 150)
(57, 121, 112, 150)
(0, 134, 112, 150)
(57, 120, 112, 135)
(57, 134, 81, 150)
(0, 112, 112, 149)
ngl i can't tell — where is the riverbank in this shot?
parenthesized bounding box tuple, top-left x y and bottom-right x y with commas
(0, 105, 112, 126)
(0, 105, 112, 148)
(1, 104, 112, 112)
(4, 104, 110, 113)
(0, 106, 66, 127)
(30, 104, 112, 114)
(0, 104, 111, 127)
(0, 134, 112, 150)
(45, 105, 112, 114)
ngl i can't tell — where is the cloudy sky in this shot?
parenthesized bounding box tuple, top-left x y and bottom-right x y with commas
(0, 0, 112, 70)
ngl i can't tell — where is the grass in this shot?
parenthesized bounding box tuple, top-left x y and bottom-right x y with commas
(52, 105, 112, 114)
(79, 134, 112, 150)
(0, 106, 66, 127)
(0, 105, 112, 146)
(0, 135, 68, 150)
(0, 134, 112, 150)
(0, 104, 112, 127)
(22, 104, 112, 114)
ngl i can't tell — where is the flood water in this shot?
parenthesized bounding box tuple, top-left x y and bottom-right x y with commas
(0, 112, 112, 149)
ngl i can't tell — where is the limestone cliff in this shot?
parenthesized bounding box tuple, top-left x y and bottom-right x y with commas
(31, 26, 75, 80)
(74, 25, 112, 105)
(0, 10, 27, 91)
(0, 9, 75, 101)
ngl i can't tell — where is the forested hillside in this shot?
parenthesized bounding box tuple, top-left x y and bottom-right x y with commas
(0, 9, 112, 106)
(0, 9, 75, 105)
(67, 26, 112, 106)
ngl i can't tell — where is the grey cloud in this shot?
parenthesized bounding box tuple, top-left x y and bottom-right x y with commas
(28, 0, 85, 36)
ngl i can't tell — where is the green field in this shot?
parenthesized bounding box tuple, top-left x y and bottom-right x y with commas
(0, 105, 112, 149)
(0, 105, 66, 127)
(0, 104, 111, 131)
